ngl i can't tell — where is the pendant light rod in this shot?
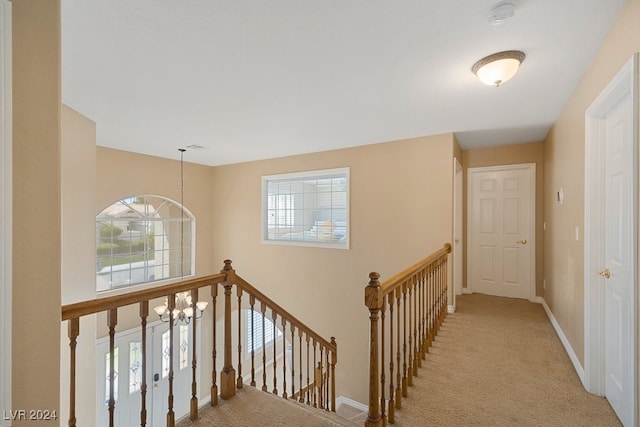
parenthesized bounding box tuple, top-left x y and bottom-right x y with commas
(179, 148, 186, 281)
(153, 147, 208, 323)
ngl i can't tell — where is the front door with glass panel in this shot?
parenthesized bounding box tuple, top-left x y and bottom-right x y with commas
(151, 323, 192, 426)
(96, 328, 145, 427)
(96, 322, 194, 427)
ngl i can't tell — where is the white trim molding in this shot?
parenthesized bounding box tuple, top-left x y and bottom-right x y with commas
(0, 1, 12, 424)
(336, 395, 368, 412)
(536, 297, 585, 385)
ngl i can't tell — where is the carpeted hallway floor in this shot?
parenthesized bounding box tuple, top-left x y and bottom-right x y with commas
(392, 294, 622, 426)
(178, 294, 622, 426)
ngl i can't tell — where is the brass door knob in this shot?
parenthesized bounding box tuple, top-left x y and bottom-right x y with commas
(516, 239, 528, 244)
(598, 268, 611, 279)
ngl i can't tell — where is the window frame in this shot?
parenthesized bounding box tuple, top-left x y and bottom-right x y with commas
(96, 194, 196, 293)
(261, 167, 350, 249)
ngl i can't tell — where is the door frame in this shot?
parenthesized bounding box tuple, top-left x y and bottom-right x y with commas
(453, 157, 463, 299)
(0, 2, 11, 424)
(95, 320, 203, 426)
(584, 53, 638, 425)
(467, 163, 536, 302)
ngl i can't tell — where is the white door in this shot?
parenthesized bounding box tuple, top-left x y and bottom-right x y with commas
(585, 54, 637, 427)
(602, 92, 635, 426)
(468, 164, 534, 300)
(96, 329, 147, 427)
(151, 323, 193, 426)
(96, 322, 194, 427)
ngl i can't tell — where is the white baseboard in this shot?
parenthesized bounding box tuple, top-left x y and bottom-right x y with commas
(336, 395, 368, 412)
(462, 287, 472, 294)
(535, 297, 585, 385)
(448, 305, 456, 314)
(199, 394, 212, 407)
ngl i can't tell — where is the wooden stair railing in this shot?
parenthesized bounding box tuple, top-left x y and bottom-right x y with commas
(61, 260, 337, 427)
(364, 244, 452, 426)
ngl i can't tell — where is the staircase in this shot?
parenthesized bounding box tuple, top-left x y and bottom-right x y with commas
(176, 386, 360, 427)
(60, 245, 453, 426)
(61, 260, 338, 427)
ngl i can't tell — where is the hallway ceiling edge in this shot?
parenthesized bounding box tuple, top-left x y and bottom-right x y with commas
(61, 0, 627, 166)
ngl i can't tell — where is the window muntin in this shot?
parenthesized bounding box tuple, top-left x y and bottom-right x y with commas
(262, 168, 349, 249)
(96, 195, 194, 292)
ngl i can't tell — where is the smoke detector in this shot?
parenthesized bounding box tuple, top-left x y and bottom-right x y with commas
(487, 2, 516, 25)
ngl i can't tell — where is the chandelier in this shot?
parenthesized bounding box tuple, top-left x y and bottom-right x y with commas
(152, 148, 208, 324)
(153, 292, 208, 324)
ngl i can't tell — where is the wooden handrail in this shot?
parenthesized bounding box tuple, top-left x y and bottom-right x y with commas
(365, 244, 452, 426)
(377, 243, 451, 299)
(61, 272, 226, 320)
(62, 260, 338, 426)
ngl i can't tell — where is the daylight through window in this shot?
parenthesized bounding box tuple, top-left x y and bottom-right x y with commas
(246, 310, 283, 353)
(96, 195, 194, 292)
(262, 168, 349, 248)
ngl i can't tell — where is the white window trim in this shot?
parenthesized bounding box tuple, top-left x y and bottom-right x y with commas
(261, 167, 350, 250)
(0, 2, 12, 423)
(96, 195, 196, 295)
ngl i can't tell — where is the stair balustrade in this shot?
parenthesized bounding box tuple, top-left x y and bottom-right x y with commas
(364, 244, 452, 426)
(61, 260, 337, 427)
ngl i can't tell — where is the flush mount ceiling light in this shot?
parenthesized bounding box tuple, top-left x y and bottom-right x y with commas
(472, 50, 525, 87)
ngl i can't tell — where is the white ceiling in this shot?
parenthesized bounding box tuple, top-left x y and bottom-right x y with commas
(61, 0, 627, 166)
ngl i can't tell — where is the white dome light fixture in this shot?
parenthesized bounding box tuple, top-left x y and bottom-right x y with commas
(472, 50, 525, 87)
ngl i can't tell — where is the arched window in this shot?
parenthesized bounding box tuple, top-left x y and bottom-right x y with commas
(96, 195, 194, 292)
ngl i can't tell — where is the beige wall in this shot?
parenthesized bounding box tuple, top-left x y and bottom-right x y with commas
(462, 141, 545, 297)
(543, 0, 640, 366)
(62, 105, 97, 305)
(211, 133, 455, 403)
(60, 105, 98, 426)
(12, 0, 61, 423)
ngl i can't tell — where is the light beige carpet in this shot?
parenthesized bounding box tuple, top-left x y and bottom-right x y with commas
(392, 294, 622, 426)
(176, 385, 357, 427)
(178, 294, 622, 426)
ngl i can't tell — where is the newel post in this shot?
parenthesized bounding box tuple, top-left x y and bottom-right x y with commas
(220, 260, 237, 400)
(365, 272, 384, 427)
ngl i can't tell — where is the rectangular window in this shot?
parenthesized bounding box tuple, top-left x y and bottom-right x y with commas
(105, 348, 119, 405)
(161, 331, 170, 378)
(246, 310, 282, 353)
(262, 168, 349, 249)
(179, 325, 189, 370)
(129, 342, 142, 394)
